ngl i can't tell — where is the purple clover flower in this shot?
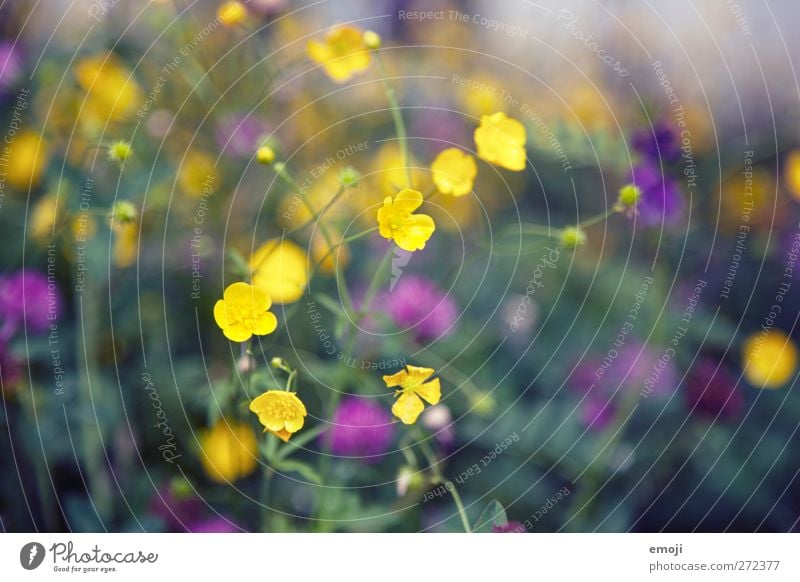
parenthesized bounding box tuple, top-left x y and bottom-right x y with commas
(382, 275, 458, 341)
(0, 269, 61, 338)
(631, 163, 684, 226)
(327, 396, 394, 461)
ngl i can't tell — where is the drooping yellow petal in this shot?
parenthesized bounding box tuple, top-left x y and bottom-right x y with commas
(392, 392, 425, 424)
(382, 369, 409, 388)
(405, 365, 435, 384)
(393, 188, 424, 213)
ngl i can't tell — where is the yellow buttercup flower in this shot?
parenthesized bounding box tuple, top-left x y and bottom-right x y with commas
(213, 282, 278, 342)
(251, 239, 309, 304)
(742, 329, 798, 389)
(6, 131, 48, 190)
(474, 112, 527, 172)
(384, 365, 441, 424)
(74, 54, 143, 127)
(112, 223, 138, 268)
(217, 1, 246, 26)
(249, 390, 307, 442)
(29, 193, 61, 242)
(377, 188, 435, 252)
(431, 148, 477, 197)
(784, 150, 800, 200)
(307, 25, 371, 83)
(199, 419, 259, 483)
(178, 151, 218, 197)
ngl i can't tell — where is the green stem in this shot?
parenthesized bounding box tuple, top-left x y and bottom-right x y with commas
(374, 52, 411, 188)
(418, 435, 471, 532)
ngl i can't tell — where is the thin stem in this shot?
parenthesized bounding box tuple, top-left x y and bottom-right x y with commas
(374, 52, 411, 188)
(418, 435, 471, 532)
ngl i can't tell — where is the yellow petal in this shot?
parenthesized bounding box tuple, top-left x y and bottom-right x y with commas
(383, 369, 409, 388)
(213, 299, 228, 329)
(252, 311, 278, 336)
(392, 392, 425, 424)
(405, 365, 435, 383)
(395, 214, 435, 252)
(269, 428, 292, 442)
(415, 378, 441, 405)
(283, 414, 305, 433)
(393, 188, 424, 213)
(223, 324, 252, 343)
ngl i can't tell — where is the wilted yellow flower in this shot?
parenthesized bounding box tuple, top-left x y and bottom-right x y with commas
(377, 188, 435, 252)
(5, 131, 48, 190)
(249, 390, 307, 442)
(431, 148, 477, 197)
(217, 1, 246, 26)
(742, 329, 798, 389)
(178, 151, 218, 197)
(784, 150, 800, 200)
(199, 420, 258, 483)
(474, 112, 527, 171)
(384, 365, 441, 424)
(251, 239, 309, 304)
(213, 282, 278, 342)
(74, 54, 143, 127)
(307, 25, 370, 83)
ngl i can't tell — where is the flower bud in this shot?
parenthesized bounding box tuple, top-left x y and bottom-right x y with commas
(110, 201, 138, 225)
(338, 165, 361, 187)
(107, 140, 132, 164)
(256, 145, 275, 165)
(616, 183, 641, 209)
(217, 1, 246, 26)
(362, 30, 382, 50)
(559, 226, 586, 249)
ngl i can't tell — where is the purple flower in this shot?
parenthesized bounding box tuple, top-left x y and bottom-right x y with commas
(383, 275, 458, 341)
(410, 108, 470, 157)
(327, 396, 394, 461)
(187, 517, 240, 533)
(685, 358, 744, 421)
(0, 41, 23, 92)
(632, 120, 681, 163)
(215, 113, 270, 158)
(631, 163, 684, 226)
(0, 269, 61, 338)
(492, 521, 526, 533)
(149, 486, 204, 531)
(571, 342, 676, 431)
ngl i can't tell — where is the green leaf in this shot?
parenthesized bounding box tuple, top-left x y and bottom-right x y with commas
(313, 293, 347, 317)
(274, 425, 328, 461)
(473, 500, 507, 532)
(227, 248, 250, 278)
(274, 459, 322, 484)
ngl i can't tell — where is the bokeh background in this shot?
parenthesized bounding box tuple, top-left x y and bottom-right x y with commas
(1, 0, 800, 532)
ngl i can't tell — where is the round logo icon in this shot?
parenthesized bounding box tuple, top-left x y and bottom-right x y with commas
(20, 542, 46, 570)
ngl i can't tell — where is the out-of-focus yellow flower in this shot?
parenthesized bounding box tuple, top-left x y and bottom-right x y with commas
(249, 390, 307, 442)
(719, 167, 775, 230)
(431, 148, 477, 197)
(217, 1, 247, 26)
(362, 30, 382, 50)
(5, 131, 48, 190)
(112, 223, 138, 268)
(74, 54, 143, 127)
(377, 188, 435, 252)
(307, 25, 371, 83)
(370, 144, 423, 195)
(384, 365, 441, 424)
(311, 229, 349, 275)
(742, 329, 798, 389)
(279, 172, 343, 229)
(199, 420, 258, 483)
(251, 239, 309, 304)
(29, 193, 62, 242)
(784, 150, 800, 201)
(457, 75, 504, 117)
(256, 145, 275, 165)
(213, 282, 278, 342)
(178, 151, 218, 197)
(474, 112, 527, 172)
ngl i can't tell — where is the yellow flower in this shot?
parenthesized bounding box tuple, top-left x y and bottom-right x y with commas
(307, 25, 371, 83)
(217, 1, 246, 26)
(249, 390, 307, 442)
(199, 420, 258, 483)
(384, 365, 441, 424)
(251, 239, 309, 304)
(6, 131, 48, 190)
(474, 112, 527, 172)
(371, 144, 422, 194)
(377, 188, 435, 252)
(178, 151, 218, 197)
(742, 329, 798, 389)
(213, 282, 278, 342)
(112, 223, 138, 268)
(29, 193, 62, 242)
(431, 148, 477, 197)
(784, 150, 800, 200)
(74, 54, 143, 127)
